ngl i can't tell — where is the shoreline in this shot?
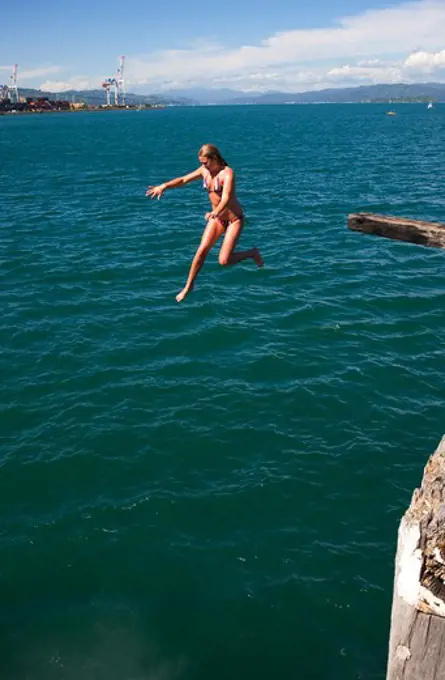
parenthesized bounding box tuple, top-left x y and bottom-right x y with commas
(0, 105, 166, 116)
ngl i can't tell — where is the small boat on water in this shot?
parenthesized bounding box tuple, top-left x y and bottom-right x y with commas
(385, 110, 397, 116)
(427, 102, 433, 109)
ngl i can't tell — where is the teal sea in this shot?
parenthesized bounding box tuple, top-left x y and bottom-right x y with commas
(1, 103, 445, 680)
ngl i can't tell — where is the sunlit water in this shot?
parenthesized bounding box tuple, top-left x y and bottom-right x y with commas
(1, 103, 445, 679)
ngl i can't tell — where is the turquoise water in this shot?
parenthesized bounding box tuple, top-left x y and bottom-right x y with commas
(1, 104, 445, 680)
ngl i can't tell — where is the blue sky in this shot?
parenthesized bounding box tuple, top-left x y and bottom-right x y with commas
(1, 0, 445, 93)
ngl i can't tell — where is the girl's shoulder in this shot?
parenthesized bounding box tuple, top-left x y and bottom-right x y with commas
(220, 165, 233, 179)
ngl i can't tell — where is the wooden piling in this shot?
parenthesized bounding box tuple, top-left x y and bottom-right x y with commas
(386, 435, 445, 680)
(348, 213, 445, 248)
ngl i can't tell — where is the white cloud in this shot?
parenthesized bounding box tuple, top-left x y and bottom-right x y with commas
(327, 64, 403, 85)
(13, 1, 445, 93)
(39, 77, 93, 92)
(39, 80, 75, 92)
(20, 66, 61, 80)
(323, 47, 445, 88)
(404, 48, 445, 72)
(120, 0, 445, 91)
(1, 65, 92, 91)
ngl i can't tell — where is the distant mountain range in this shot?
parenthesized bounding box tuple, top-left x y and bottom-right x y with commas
(18, 88, 195, 107)
(19, 82, 445, 106)
(221, 82, 445, 105)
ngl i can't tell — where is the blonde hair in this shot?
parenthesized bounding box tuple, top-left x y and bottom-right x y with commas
(198, 144, 227, 167)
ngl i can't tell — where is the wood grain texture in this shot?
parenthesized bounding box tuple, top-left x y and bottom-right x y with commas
(386, 436, 445, 680)
(348, 213, 445, 248)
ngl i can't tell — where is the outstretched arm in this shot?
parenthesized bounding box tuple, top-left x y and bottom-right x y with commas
(146, 167, 203, 199)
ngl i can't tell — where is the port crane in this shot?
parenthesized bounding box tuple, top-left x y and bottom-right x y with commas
(1, 64, 19, 102)
(102, 56, 126, 106)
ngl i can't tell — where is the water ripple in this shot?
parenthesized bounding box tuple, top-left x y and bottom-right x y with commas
(1, 104, 445, 680)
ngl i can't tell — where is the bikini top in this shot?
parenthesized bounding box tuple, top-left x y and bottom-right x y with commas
(202, 168, 225, 196)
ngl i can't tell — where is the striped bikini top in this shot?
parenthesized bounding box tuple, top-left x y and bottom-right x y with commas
(202, 168, 225, 196)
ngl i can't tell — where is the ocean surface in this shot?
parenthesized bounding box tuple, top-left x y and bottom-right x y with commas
(1, 103, 445, 680)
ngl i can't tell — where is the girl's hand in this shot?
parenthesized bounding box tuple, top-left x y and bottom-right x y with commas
(146, 185, 165, 199)
(205, 211, 217, 221)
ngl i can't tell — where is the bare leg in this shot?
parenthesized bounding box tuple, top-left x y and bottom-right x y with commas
(218, 220, 264, 268)
(176, 219, 225, 302)
(224, 247, 264, 266)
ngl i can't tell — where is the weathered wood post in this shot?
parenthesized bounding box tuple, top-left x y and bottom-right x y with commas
(386, 435, 445, 680)
(348, 213, 445, 248)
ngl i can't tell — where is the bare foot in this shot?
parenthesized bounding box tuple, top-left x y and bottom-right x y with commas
(176, 286, 192, 303)
(253, 247, 264, 268)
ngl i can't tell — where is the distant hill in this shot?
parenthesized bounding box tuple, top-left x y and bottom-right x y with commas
(16, 82, 445, 107)
(159, 82, 445, 105)
(141, 87, 261, 104)
(18, 88, 197, 107)
(220, 82, 445, 105)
